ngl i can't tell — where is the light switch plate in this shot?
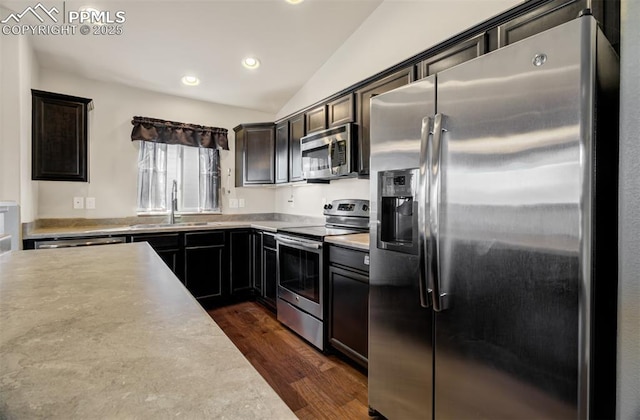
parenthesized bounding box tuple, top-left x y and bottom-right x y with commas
(229, 198, 238, 209)
(73, 197, 84, 209)
(238, 198, 245, 208)
(86, 197, 96, 209)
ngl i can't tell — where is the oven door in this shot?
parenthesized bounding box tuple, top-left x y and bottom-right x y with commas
(276, 234, 323, 320)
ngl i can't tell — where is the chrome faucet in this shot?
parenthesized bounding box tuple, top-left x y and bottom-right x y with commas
(170, 180, 177, 224)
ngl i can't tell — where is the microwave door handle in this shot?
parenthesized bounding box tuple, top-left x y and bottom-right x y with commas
(429, 113, 449, 312)
(327, 137, 333, 174)
(419, 116, 433, 308)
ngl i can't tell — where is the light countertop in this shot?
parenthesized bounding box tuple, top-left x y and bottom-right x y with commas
(0, 243, 295, 419)
(325, 233, 370, 251)
(24, 220, 315, 240)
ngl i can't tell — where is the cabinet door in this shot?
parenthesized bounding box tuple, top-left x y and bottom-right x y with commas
(32, 90, 92, 182)
(355, 67, 414, 176)
(497, 0, 585, 47)
(184, 232, 226, 300)
(275, 121, 289, 184)
(288, 113, 305, 182)
(262, 245, 278, 311)
(234, 123, 275, 186)
(327, 94, 354, 127)
(184, 246, 225, 299)
(417, 33, 486, 79)
(305, 105, 327, 134)
(329, 265, 369, 368)
(230, 230, 252, 295)
(244, 124, 275, 184)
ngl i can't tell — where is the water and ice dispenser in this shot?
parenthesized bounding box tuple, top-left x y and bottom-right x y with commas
(377, 169, 419, 254)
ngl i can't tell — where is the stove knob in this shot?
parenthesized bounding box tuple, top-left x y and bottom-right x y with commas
(323, 204, 328, 210)
(362, 204, 369, 212)
(326, 204, 333, 210)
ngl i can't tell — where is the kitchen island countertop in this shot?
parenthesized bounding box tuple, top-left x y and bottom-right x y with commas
(0, 243, 295, 419)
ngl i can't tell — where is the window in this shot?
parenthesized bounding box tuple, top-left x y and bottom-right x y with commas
(137, 142, 221, 213)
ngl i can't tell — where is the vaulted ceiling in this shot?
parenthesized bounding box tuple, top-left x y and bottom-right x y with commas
(7, 0, 383, 114)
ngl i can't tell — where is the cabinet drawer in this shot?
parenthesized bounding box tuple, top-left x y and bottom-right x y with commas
(185, 231, 225, 247)
(131, 233, 181, 249)
(329, 245, 369, 274)
(263, 232, 276, 249)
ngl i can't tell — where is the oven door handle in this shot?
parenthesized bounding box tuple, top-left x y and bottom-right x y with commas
(277, 236, 323, 250)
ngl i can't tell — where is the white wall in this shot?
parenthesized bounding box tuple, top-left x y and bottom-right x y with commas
(274, 178, 370, 217)
(276, 0, 522, 119)
(617, 0, 640, 418)
(37, 69, 275, 218)
(0, 26, 39, 223)
(20, 37, 39, 223)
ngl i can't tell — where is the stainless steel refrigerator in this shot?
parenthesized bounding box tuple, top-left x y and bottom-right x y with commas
(368, 16, 619, 420)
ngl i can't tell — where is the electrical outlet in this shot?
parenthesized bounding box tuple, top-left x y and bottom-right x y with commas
(86, 197, 96, 209)
(238, 198, 245, 208)
(229, 198, 238, 209)
(73, 197, 84, 209)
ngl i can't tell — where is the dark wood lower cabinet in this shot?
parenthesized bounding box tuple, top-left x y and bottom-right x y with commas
(252, 231, 263, 295)
(328, 245, 369, 368)
(230, 230, 253, 297)
(261, 233, 278, 312)
(184, 232, 227, 303)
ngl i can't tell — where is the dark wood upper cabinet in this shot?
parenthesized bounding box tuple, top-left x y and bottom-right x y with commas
(355, 66, 414, 176)
(288, 113, 305, 182)
(417, 33, 487, 79)
(327, 94, 354, 127)
(497, 0, 586, 47)
(31, 90, 92, 182)
(275, 121, 289, 184)
(234, 123, 275, 186)
(305, 105, 327, 134)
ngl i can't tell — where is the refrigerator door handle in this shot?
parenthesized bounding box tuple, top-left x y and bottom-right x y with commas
(429, 113, 449, 311)
(418, 116, 433, 308)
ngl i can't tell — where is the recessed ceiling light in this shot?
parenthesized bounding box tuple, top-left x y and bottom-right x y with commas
(286, 0, 304, 4)
(181, 75, 200, 86)
(242, 57, 260, 70)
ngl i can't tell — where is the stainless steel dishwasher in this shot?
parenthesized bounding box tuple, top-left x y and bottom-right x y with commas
(34, 237, 127, 249)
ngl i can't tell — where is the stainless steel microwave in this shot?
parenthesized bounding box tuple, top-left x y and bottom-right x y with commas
(300, 123, 358, 180)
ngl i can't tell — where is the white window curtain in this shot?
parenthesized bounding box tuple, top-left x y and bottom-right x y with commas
(136, 142, 221, 213)
(137, 141, 167, 212)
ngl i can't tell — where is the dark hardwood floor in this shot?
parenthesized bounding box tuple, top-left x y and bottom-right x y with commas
(208, 301, 369, 419)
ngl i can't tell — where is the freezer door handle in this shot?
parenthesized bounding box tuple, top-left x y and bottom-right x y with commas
(418, 116, 433, 308)
(429, 113, 449, 311)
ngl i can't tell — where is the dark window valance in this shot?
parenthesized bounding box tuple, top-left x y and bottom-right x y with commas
(131, 116, 229, 150)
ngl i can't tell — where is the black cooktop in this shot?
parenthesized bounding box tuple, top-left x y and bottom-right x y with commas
(278, 225, 366, 240)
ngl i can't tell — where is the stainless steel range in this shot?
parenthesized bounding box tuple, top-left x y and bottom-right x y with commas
(276, 199, 369, 350)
